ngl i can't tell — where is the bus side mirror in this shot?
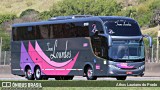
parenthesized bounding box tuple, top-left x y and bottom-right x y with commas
(143, 35, 152, 48)
(108, 35, 112, 47)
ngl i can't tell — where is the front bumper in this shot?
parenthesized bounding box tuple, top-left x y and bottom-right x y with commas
(107, 61, 145, 76)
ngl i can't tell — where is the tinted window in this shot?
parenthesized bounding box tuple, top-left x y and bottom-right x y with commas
(17, 27, 27, 40)
(12, 27, 17, 41)
(13, 26, 35, 41)
(36, 25, 50, 39)
(50, 22, 89, 39)
(66, 22, 89, 37)
(50, 24, 64, 38)
(12, 22, 90, 41)
(27, 26, 35, 40)
(104, 19, 141, 36)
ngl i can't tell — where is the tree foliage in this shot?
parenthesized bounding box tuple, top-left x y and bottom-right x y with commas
(39, 0, 160, 27)
(119, 0, 160, 27)
(1, 0, 160, 51)
(0, 28, 10, 51)
(0, 14, 17, 24)
(20, 9, 39, 17)
(40, 0, 122, 19)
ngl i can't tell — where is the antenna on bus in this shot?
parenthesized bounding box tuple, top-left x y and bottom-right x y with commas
(48, 15, 93, 21)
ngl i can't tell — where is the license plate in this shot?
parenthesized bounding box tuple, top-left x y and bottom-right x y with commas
(126, 71, 132, 74)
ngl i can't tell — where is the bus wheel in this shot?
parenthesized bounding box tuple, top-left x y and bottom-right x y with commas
(34, 66, 42, 80)
(86, 67, 97, 80)
(25, 67, 35, 80)
(116, 76, 127, 80)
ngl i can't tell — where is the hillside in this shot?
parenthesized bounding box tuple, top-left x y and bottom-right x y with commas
(142, 26, 158, 38)
(0, 0, 59, 16)
(0, 0, 159, 51)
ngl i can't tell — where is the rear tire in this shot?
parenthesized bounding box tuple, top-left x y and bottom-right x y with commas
(25, 67, 35, 80)
(116, 76, 127, 80)
(86, 66, 97, 80)
(34, 66, 42, 80)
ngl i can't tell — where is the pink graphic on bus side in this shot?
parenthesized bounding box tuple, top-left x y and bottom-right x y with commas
(35, 41, 73, 67)
(20, 41, 79, 75)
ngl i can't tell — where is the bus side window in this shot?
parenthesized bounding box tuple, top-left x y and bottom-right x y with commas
(17, 27, 26, 41)
(63, 24, 71, 38)
(50, 24, 64, 39)
(27, 26, 35, 40)
(50, 25, 55, 39)
(57, 24, 64, 38)
(49, 22, 89, 39)
(91, 35, 107, 59)
(73, 22, 89, 37)
(37, 25, 50, 39)
(12, 27, 17, 41)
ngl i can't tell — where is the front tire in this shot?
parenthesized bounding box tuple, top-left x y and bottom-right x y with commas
(116, 76, 127, 80)
(86, 66, 97, 80)
(25, 67, 35, 80)
(34, 66, 42, 80)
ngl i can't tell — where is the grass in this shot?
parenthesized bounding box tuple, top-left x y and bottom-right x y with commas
(142, 26, 158, 38)
(43, 87, 160, 90)
(0, 81, 160, 90)
(0, 0, 60, 16)
(0, 87, 159, 90)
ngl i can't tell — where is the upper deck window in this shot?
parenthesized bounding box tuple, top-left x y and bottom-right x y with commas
(104, 19, 142, 36)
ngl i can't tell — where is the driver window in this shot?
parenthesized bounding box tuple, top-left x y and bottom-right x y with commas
(91, 36, 108, 59)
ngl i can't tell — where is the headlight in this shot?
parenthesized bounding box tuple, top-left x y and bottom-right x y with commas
(138, 65, 145, 70)
(108, 65, 120, 70)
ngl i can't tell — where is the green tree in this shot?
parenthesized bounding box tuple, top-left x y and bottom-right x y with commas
(0, 14, 17, 24)
(40, 0, 122, 19)
(0, 29, 10, 51)
(39, 11, 52, 20)
(20, 9, 39, 17)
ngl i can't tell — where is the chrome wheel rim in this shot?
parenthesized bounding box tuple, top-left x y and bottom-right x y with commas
(36, 69, 41, 78)
(87, 68, 93, 78)
(27, 69, 32, 77)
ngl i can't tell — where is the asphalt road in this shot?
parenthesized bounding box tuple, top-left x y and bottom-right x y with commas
(0, 75, 160, 81)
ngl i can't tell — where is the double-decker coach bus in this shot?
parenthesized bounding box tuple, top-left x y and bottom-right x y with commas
(11, 15, 152, 80)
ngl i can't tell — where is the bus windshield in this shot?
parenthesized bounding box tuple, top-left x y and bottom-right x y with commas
(104, 19, 141, 36)
(109, 40, 144, 60)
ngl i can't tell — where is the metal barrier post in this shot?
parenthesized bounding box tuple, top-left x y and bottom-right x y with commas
(0, 37, 2, 65)
(4, 51, 6, 65)
(151, 46, 154, 62)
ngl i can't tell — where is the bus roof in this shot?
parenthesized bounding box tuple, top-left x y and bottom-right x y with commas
(98, 16, 134, 21)
(98, 16, 137, 23)
(12, 16, 136, 27)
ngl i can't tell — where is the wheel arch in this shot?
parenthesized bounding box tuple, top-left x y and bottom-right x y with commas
(34, 65, 40, 72)
(24, 65, 31, 72)
(24, 63, 35, 73)
(83, 62, 94, 74)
